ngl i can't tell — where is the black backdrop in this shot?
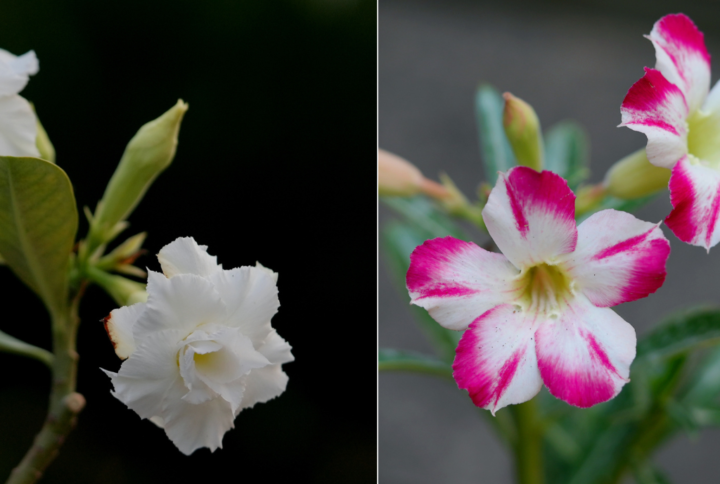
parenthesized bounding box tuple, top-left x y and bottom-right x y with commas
(0, 0, 376, 482)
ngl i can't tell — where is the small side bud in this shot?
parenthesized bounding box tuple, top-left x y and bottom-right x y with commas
(604, 148, 670, 199)
(88, 100, 188, 248)
(502, 92, 543, 171)
(88, 267, 147, 306)
(440, 173, 485, 230)
(378, 149, 449, 199)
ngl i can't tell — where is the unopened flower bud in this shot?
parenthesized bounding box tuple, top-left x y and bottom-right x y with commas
(502, 92, 543, 171)
(88, 267, 147, 306)
(89, 100, 188, 248)
(378, 149, 449, 199)
(604, 148, 670, 200)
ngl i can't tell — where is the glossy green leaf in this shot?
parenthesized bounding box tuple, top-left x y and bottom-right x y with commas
(382, 196, 467, 240)
(380, 221, 460, 362)
(378, 348, 453, 379)
(682, 345, 720, 407)
(0, 156, 78, 316)
(475, 84, 516, 185)
(544, 121, 589, 189)
(637, 308, 720, 362)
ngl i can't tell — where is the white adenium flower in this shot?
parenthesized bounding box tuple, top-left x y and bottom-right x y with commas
(102, 237, 293, 455)
(0, 48, 39, 157)
(407, 167, 670, 413)
(621, 14, 720, 250)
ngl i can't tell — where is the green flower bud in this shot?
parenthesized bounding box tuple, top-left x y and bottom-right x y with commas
(87, 266, 147, 306)
(88, 100, 188, 248)
(603, 148, 670, 200)
(502, 92, 543, 171)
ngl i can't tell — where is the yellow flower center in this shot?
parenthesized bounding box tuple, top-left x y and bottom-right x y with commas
(687, 109, 720, 169)
(513, 263, 573, 316)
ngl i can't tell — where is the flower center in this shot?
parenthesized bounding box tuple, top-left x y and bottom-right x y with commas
(513, 263, 573, 315)
(687, 110, 720, 168)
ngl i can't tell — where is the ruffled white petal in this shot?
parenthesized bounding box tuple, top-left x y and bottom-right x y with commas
(103, 302, 146, 359)
(157, 237, 222, 278)
(483, 167, 577, 270)
(535, 294, 636, 408)
(406, 236, 519, 331)
(208, 266, 279, 346)
(0, 95, 39, 157)
(648, 13, 711, 114)
(136, 271, 227, 338)
(560, 210, 669, 307)
(452, 304, 543, 415)
(0, 50, 37, 97)
(238, 330, 293, 411)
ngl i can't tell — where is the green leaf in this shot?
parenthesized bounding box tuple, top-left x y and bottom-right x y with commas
(0, 329, 53, 367)
(632, 461, 673, 484)
(637, 308, 720, 362)
(543, 121, 590, 189)
(380, 221, 460, 362)
(382, 196, 467, 240)
(682, 345, 720, 407)
(0, 156, 78, 316)
(378, 348, 453, 379)
(475, 84, 516, 185)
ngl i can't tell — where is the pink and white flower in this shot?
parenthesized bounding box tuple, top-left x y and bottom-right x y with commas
(620, 13, 720, 250)
(406, 167, 670, 413)
(102, 237, 293, 454)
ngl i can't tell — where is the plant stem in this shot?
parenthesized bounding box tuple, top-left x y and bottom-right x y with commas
(6, 284, 87, 484)
(513, 399, 544, 484)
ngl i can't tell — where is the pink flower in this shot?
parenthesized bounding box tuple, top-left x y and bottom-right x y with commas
(406, 168, 670, 413)
(620, 13, 720, 251)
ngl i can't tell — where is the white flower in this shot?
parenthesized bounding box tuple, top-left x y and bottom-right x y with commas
(0, 48, 39, 157)
(102, 237, 293, 455)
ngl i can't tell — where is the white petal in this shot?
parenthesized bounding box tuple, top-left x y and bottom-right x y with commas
(103, 302, 146, 359)
(239, 364, 290, 411)
(483, 167, 577, 270)
(136, 271, 227, 339)
(208, 266, 279, 346)
(560, 210, 669, 307)
(0, 95, 39, 157)
(255, 261, 278, 283)
(452, 304, 543, 414)
(535, 295, 636, 408)
(157, 237, 222, 278)
(406, 236, 519, 331)
(258, 330, 294, 365)
(0, 50, 37, 96)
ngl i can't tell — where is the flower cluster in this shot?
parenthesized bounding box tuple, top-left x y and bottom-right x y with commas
(407, 167, 670, 412)
(0, 48, 39, 157)
(103, 237, 293, 454)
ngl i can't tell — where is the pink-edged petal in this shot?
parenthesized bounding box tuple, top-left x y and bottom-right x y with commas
(621, 68, 689, 169)
(103, 302, 147, 359)
(560, 210, 670, 307)
(665, 156, 720, 250)
(452, 304, 543, 414)
(649, 13, 711, 114)
(483, 167, 577, 269)
(406, 237, 519, 331)
(535, 295, 636, 408)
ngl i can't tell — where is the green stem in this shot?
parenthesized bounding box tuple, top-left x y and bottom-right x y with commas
(0, 330, 53, 368)
(513, 399, 544, 484)
(6, 283, 87, 484)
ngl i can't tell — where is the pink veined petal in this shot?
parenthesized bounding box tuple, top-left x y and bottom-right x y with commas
(648, 13, 711, 114)
(620, 67, 689, 169)
(482, 167, 577, 269)
(560, 210, 670, 307)
(406, 236, 519, 331)
(452, 304, 543, 415)
(535, 295, 636, 408)
(665, 156, 720, 251)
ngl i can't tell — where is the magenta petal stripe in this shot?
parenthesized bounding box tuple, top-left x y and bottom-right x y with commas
(649, 13, 711, 113)
(665, 156, 720, 250)
(562, 210, 670, 307)
(406, 237, 519, 331)
(453, 304, 543, 414)
(621, 67, 688, 169)
(535, 295, 636, 408)
(482, 167, 577, 270)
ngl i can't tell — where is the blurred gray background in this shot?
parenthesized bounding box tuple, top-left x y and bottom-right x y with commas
(379, 0, 720, 482)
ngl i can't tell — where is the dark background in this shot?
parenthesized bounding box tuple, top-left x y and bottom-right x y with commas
(380, 0, 720, 482)
(0, 0, 376, 482)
